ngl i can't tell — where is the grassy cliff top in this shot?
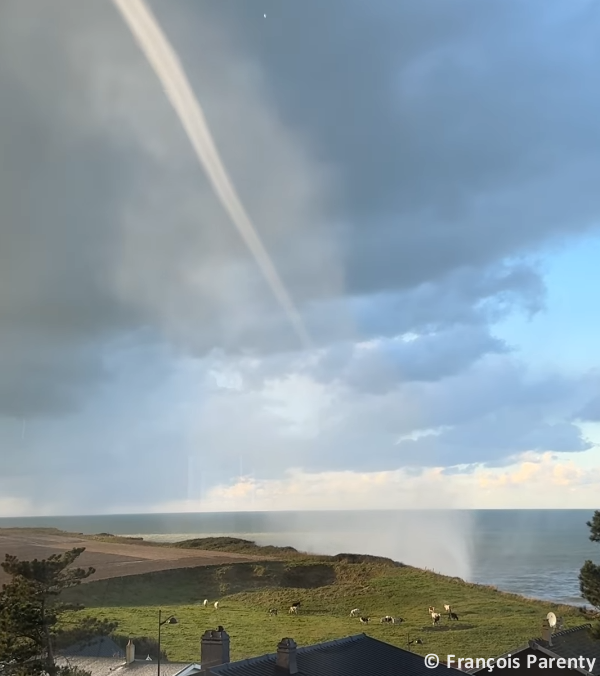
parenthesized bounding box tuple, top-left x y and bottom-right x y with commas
(5, 528, 595, 663)
(61, 540, 593, 664)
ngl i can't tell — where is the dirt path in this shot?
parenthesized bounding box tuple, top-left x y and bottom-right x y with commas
(0, 530, 268, 585)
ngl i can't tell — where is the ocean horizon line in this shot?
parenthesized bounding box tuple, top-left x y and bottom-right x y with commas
(0, 507, 595, 521)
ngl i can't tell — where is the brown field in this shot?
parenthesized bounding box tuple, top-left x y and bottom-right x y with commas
(0, 529, 269, 585)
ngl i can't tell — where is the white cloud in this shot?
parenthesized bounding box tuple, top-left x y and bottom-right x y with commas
(158, 451, 600, 513)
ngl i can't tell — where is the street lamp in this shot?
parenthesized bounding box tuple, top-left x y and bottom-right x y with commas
(158, 609, 178, 676)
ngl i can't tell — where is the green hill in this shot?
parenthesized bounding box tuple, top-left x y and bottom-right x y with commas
(62, 536, 591, 664)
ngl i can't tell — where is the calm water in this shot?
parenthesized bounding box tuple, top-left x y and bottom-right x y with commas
(0, 510, 597, 606)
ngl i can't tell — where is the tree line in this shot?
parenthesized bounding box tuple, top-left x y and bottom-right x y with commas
(579, 509, 600, 636)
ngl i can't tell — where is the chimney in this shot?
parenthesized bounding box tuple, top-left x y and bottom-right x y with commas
(125, 639, 135, 664)
(541, 619, 553, 646)
(276, 638, 298, 674)
(201, 627, 230, 669)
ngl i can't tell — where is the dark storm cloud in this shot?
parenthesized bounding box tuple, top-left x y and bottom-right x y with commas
(0, 50, 148, 415)
(139, 0, 600, 366)
(194, 0, 600, 293)
(2, 0, 600, 377)
(306, 261, 546, 346)
(393, 420, 592, 469)
(297, 326, 509, 396)
(0, 0, 599, 511)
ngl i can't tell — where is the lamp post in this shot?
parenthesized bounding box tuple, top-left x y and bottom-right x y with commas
(158, 609, 178, 676)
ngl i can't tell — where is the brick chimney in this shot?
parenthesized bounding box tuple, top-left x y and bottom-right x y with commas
(541, 619, 553, 646)
(276, 638, 298, 674)
(125, 639, 135, 664)
(201, 627, 230, 669)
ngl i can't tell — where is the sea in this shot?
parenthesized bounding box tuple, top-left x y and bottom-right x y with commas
(0, 509, 597, 607)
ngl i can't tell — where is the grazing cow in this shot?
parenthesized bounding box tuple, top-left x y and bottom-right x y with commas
(450, 612, 459, 621)
(359, 617, 369, 624)
(350, 608, 361, 617)
(380, 616, 394, 624)
(431, 612, 441, 626)
(214, 601, 219, 610)
(203, 599, 208, 607)
(268, 608, 278, 616)
(409, 638, 423, 646)
(288, 606, 298, 614)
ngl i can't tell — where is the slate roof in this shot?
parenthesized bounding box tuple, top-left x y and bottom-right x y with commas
(469, 624, 600, 676)
(209, 633, 462, 676)
(530, 624, 600, 675)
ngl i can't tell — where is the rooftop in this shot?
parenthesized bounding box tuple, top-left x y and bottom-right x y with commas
(209, 633, 461, 676)
(469, 624, 600, 676)
(55, 655, 199, 676)
(56, 634, 199, 675)
(531, 624, 600, 675)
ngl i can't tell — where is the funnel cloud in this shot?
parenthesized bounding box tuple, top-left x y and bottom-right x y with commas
(111, 0, 311, 349)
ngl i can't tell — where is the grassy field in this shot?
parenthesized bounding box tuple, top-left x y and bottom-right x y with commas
(61, 538, 590, 664)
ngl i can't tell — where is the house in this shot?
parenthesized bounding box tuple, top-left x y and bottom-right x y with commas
(469, 622, 600, 676)
(53, 626, 462, 676)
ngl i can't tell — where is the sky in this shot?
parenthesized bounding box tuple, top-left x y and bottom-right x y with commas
(1, 0, 600, 517)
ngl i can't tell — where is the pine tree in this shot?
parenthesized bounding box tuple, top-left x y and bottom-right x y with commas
(579, 511, 600, 612)
(586, 511, 600, 542)
(0, 547, 117, 675)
